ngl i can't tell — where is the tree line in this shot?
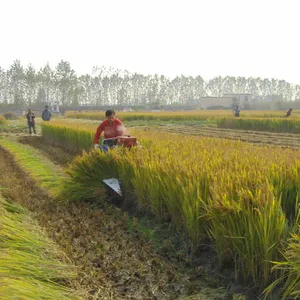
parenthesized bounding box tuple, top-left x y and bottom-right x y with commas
(1, 60, 300, 108)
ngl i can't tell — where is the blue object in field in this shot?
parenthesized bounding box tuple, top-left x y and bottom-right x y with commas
(100, 144, 109, 153)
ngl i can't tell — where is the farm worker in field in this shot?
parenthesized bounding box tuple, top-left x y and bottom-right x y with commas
(286, 108, 293, 117)
(94, 109, 125, 149)
(26, 109, 36, 135)
(41, 105, 52, 121)
(233, 105, 240, 117)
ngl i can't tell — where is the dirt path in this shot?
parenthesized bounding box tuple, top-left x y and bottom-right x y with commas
(0, 138, 229, 300)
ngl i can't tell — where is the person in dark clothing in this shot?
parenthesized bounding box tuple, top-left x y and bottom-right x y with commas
(26, 109, 36, 134)
(233, 105, 240, 117)
(286, 108, 293, 117)
(41, 105, 52, 121)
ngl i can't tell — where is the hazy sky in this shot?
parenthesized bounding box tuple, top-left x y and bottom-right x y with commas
(1, 0, 299, 83)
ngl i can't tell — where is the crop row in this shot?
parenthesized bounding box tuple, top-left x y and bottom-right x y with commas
(216, 117, 300, 133)
(65, 110, 300, 122)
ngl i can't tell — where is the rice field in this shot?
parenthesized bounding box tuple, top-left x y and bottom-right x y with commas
(216, 117, 300, 133)
(1, 112, 300, 299)
(66, 109, 300, 122)
(41, 118, 300, 150)
(65, 110, 300, 133)
(154, 125, 300, 149)
(39, 118, 300, 298)
(0, 136, 232, 299)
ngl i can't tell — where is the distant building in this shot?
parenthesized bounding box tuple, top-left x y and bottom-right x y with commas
(186, 99, 201, 106)
(199, 96, 235, 109)
(223, 93, 253, 109)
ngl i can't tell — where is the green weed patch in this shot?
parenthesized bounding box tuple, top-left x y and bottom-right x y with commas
(0, 138, 66, 196)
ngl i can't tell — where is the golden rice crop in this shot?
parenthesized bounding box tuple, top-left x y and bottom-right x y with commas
(64, 110, 300, 133)
(0, 115, 7, 126)
(66, 110, 300, 122)
(42, 122, 95, 154)
(44, 122, 300, 289)
(264, 232, 300, 299)
(217, 117, 300, 133)
(66, 110, 230, 121)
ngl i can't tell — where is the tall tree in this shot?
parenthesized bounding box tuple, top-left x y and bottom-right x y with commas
(8, 60, 25, 107)
(24, 64, 37, 106)
(78, 74, 92, 106)
(207, 76, 223, 97)
(0, 67, 9, 104)
(37, 63, 55, 104)
(55, 60, 76, 106)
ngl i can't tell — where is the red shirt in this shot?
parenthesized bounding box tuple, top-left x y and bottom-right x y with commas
(94, 118, 124, 144)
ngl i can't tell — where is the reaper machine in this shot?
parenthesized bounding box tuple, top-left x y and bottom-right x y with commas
(100, 135, 138, 198)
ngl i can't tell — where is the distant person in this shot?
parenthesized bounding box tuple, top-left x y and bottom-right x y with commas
(26, 109, 36, 135)
(286, 108, 293, 117)
(233, 105, 240, 117)
(41, 105, 52, 121)
(94, 110, 125, 149)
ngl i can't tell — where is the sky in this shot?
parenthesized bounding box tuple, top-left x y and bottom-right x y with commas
(0, 0, 300, 83)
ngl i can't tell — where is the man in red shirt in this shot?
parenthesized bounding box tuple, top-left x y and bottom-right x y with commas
(94, 110, 125, 149)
